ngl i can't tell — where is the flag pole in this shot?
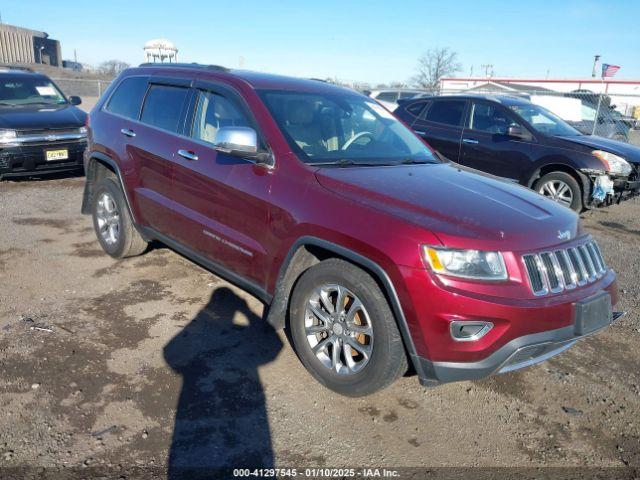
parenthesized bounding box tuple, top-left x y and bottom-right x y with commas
(592, 66, 605, 136)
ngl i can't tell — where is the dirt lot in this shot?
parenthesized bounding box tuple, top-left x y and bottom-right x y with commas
(0, 175, 639, 479)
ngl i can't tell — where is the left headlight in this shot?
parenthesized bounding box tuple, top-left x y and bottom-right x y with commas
(422, 246, 508, 281)
(79, 126, 87, 136)
(592, 150, 632, 176)
(0, 129, 18, 145)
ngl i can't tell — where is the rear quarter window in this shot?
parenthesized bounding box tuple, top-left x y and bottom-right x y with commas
(104, 76, 149, 119)
(424, 100, 466, 127)
(404, 100, 429, 118)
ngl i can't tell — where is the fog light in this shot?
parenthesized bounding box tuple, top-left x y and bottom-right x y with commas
(450, 320, 493, 342)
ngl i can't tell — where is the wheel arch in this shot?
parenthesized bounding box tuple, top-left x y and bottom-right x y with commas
(265, 236, 428, 382)
(526, 162, 591, 207)
(81, 152, 140, 223)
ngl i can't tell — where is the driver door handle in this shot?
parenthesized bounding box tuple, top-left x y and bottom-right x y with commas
(177, 149, 199, 161)
(462, 138, 479, 144)
(120, 128, 136, 137)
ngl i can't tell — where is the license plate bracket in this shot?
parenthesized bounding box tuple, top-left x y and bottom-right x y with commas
(574, 291, 612, 336)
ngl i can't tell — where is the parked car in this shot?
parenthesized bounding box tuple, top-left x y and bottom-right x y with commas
(0, 66, 87, 179)
(368, 88, 427, 111)
(82, 64, 621, 396)
(395, 94, 640, 211)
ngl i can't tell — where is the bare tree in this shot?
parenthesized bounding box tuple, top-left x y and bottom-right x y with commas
(411, 48, 462, 92)
(97, 60, 131, 77)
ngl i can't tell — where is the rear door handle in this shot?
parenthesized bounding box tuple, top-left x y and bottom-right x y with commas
(415, 130, 427, 136)
(177, 149, 199, 161)
(462, 138, 479, 144)
(120, 128, 136, 137)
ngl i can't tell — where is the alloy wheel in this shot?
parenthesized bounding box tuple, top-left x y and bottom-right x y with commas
(304, 284, 373, 375)
(539, 180, 573, 208)
(95, 191, 121, 245)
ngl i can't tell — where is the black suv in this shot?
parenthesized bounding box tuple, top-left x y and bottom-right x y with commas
(395, 94, 640, 211)
(0, 66, 87, 179)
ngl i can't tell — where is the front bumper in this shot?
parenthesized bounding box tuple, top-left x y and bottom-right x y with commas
(416, 311, 624, 385)
(0, 141, 86, 178)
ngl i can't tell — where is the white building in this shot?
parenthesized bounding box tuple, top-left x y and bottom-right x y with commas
(143, 39, 178, 63)
(440, 77, 640, 116)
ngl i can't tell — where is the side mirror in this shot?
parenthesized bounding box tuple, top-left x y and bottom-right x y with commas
(213, 126, 273, 166)
(507, 124, 527, 139)
(68, 96, 82, 106)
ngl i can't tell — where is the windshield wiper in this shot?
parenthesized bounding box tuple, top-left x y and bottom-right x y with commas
(396, 158, 437, 165)
(309, 159, 392, 167)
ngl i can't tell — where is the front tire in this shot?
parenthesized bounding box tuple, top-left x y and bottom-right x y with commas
(534, 171, 583, 212)
(289, 258, 408, 397)
(92, 177, 147, 258)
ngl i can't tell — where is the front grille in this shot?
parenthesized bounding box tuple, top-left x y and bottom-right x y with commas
(17, 127, 82, 137)
(522, 240, 607, 296)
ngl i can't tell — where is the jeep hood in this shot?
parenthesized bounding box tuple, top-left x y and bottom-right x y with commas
(557, 134, 640, 164)
(314, 163, 583, 251)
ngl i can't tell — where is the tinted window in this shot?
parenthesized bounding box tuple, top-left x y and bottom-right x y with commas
(191, 91, 250, 144)
(425, 100, 466, 127)
(140, 85, 188, 132)
(470, 102, 519, 134)
(376, 92, 397, 102)
(399, 92, 418, 99)
(105, 77, 148, 119)
(405, 101, 428, 117)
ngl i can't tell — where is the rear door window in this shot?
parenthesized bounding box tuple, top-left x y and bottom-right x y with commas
(424, 100, 467, 127)
(105, 77, 149, 119)
(140, 84, 189, 133)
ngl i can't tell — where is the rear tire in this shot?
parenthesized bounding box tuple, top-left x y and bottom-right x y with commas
(289, 258, 408, 397)
(92, 177, 147, 258)
(534, 171, 583, 212)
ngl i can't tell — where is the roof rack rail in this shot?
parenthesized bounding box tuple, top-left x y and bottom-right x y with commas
(138, 62, 228, 72)
(0, 64, 34, 72)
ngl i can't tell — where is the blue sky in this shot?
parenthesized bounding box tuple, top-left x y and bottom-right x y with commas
(3, 0, 639, 84)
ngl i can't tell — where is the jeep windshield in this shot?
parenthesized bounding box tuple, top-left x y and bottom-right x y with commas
(0, 76, 67, 106)
(509, 103, 581, 137)
(259, 90, 439, 166)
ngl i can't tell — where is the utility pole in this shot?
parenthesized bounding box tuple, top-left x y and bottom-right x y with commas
(74, 49, 77, 63)
(481, 64, 493, 77)
(591, 55, 601, 78)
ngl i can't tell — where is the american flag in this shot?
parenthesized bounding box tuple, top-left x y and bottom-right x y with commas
(602, 63, 621, 78)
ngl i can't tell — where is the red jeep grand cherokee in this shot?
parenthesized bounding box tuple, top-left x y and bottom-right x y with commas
(81, 63, 622, 396)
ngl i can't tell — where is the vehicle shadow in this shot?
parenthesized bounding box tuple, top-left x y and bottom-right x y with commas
(164, 287, 283, 479)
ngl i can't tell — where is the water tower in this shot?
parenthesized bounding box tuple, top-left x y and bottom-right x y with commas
(143, 39, 178, 63)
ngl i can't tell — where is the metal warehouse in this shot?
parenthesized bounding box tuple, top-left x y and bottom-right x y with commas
(0, 23, 61, 66)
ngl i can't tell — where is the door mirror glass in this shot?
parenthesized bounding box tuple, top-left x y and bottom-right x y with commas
(68, 95, 82, 106)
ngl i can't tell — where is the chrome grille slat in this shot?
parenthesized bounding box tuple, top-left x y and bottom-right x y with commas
(586, 242, 604, 275)
(522, 240, 607, 296)
(578, 245, 596, 280)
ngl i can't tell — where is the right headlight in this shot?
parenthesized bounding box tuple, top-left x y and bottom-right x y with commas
(422, 246, 508, 281)
(592, 150, 632, 176)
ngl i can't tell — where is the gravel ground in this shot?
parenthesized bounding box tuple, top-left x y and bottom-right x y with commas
(0, 175, 639, 479)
